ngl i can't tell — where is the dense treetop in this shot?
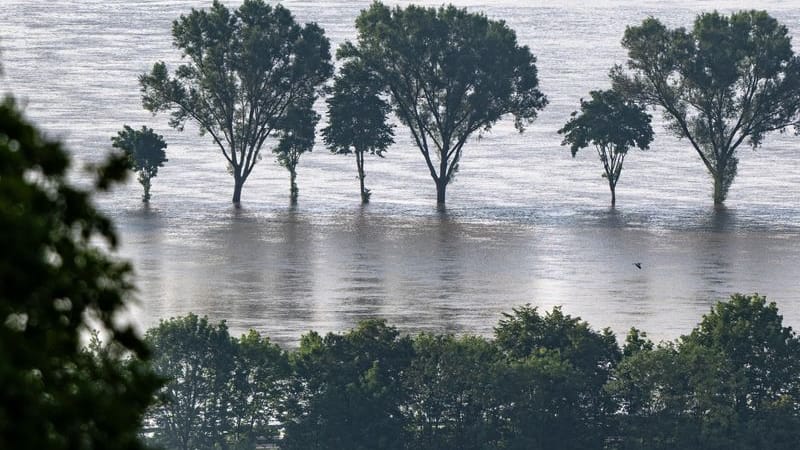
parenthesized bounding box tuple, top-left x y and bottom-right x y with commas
(612, 10, 800, 204)
(339, 1, 547, 204)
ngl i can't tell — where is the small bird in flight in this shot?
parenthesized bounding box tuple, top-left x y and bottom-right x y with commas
(633, 262, 642, 269)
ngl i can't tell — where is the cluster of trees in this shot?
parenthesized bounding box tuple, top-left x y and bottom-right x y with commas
(133, 1, 800, 208)
(138, 0, 545, 207)
(143, 294, 800, 450)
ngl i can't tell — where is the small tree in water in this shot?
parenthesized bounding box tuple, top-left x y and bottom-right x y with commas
(274, 95, 318, 205)
(322, 61, 394, 203)
(112, 125, 168, 203)
(559, 89, 653, 207)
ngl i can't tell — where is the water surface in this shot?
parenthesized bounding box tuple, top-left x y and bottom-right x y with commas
(3, 0, 800, 344)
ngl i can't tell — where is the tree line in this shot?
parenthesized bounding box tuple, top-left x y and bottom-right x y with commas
(121, 1, 800, 207)
(142, 293, 800, 450)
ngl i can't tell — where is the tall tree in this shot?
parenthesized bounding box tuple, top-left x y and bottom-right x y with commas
(682, 294, 800, 431)
(612, 10, 800, 205)
(340, 2, 547, 206)
(273, 94, 318, 205)
(144, 315, 289, 450)
(111, 125, 168, 203)
(405, 334, 504, 450)
(227, 330, 289, 449)
(140, 0, 333, 206)
(322, 61, 394, 203)
(606, 341, 700, 449)
(559, 89, 653, 207)
(0, 98, 160, 449)
(494, 306, 621, 449)
(144, 315, 235, 450)
(283, 320, 413, 450)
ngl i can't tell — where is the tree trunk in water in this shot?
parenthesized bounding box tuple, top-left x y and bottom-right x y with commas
(290, 169, 298, 205)
(232, 176, 244, 207)
(610, 184, 616, 208)
(357, 151, 368, 203)
(713, 173, 726, 206)
(436, 179, 447, 206)
(141, 176, 151, 203)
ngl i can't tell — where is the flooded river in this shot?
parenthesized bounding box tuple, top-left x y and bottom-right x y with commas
(3, 0, 800, 344)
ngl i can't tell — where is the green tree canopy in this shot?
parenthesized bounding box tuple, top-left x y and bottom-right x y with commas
(140, 0, 333, 205)
(559, 89, 653, 207)
(283, 320, 414, 450)
(0, 98, 160, 449)
(228, 330, 290, 449)
(608, 294, 800, 449)
(494, 306, 621, 449)
(405, 334, 504, 449)
(111, 125, 168, 203)
(612, 10, 800, 204)
(340, 2, 547, 205)
(322, 61, 394, 203)
(678, 295, 800, 449)
(606, 342, 698, 449)
(144, 314, 235, 450)
(139, 296, 800, 449)
(144, 315, 289, 450)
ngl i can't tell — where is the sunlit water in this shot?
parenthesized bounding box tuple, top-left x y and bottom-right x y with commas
(3, 0, 800, 345)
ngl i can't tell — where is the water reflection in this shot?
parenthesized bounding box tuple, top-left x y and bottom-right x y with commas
(122, 207, 166, 324)
(229, 209, 318, 340)
(705, 206, 736, 232)
(335, 208, 389, 318)
(114, 201, 800, 347)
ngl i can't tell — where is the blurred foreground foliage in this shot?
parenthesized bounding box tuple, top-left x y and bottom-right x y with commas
(0, 98, 161, 449)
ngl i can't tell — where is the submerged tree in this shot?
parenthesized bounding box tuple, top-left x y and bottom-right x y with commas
(140, 0, 333, 206)
(340, 2, 547, 206)
(111, 125, 168, 203)
(322, 61, 394, 203)
(0, 98, 160, 449)
(274, 95, 318, 205)
(612, 10, 800, 205)
(559, 89, 653, 207)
